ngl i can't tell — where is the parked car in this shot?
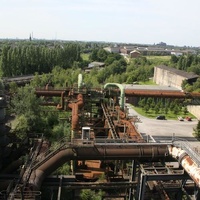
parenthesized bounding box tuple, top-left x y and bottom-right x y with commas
(178, 116, 184, 121)
(156, 115, 166, 120)
(185, 116, 192, 121)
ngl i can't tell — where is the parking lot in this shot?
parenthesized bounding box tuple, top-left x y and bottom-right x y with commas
(127, 104, 199, 142)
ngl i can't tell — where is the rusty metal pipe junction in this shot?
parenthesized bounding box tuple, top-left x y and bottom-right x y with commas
(29, 143, 169, 190)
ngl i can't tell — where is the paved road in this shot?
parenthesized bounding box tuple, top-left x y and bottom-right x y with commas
(126, 104, 199, 144)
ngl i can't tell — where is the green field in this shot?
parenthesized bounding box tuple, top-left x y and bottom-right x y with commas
(138, 79, 157, 85)
(146, 55, 171, 61)
(81, 53, 90, 61)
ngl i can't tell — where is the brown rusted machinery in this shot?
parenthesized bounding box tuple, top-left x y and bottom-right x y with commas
(2, 82, 200, 200)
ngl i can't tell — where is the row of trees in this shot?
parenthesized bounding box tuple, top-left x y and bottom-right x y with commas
(138, 97, 188, 116)
(170, 54, 200, 75)
(0, 43, 81, 76)
(0, 40, 167, 85)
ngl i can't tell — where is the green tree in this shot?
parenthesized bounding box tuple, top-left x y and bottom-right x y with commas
(11, 85, 44, 135)
(164, 107, 169, 114)
(193, 121, 200, 137)
(89, 49, 98, 61)
(170, 55, 178, 64)
(80, 189, 104, 200)
(138, 98, 145, 108)
(144, 104, 150, 113)
(173, 105, 179, 115)
(154, 105, 160, 114)
(183, 106, 188, 115)
(147, 97, 153, 106)
(97, 49, 108, 62)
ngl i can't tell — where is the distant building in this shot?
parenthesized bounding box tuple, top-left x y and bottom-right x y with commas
(120, 46, 137, 54)
(130, 50, 141, 58)
(85, 61, 105, 73)
(153, 65, 199, 90)
(104, 47, 120, 53)
(171, 51, 183, 56)
(156, 42, 167, 46)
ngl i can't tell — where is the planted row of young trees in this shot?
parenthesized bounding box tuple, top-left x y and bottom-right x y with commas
(138, 97, 188, 116)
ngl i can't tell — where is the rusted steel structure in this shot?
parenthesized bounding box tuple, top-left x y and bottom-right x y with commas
(125, 89, 200, 98)
(169, 145, 200, 188)
(68, 94, 84, 133)
(28, 142, 169, 190)
(2, 80, 200, 199)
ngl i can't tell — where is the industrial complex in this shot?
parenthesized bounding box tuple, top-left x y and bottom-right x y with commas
(0, 72, 200, 200)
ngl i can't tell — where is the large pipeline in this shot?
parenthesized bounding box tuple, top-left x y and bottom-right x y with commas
(68, 94, 84, 131)
(104, 83, 125, 110)
(35, 89, 67, 97)
(29, 143, 168, 190)
(125, 89, 200, 98)
(168, 145, 200, 187)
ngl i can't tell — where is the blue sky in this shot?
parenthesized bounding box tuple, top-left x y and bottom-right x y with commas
(1, 0, 200, 46)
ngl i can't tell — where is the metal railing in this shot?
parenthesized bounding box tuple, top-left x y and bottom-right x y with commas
(31, 137, 69, 170)
(173, 138, 200, 167)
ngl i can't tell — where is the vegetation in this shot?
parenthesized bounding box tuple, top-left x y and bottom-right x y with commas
(10, 84, 71, 141)
(80, 189, 105, 200)
(1, 39, 200, 198)
(193, 120, 200, 137)
(133, 97, 195, 120)
(4, 40, 199, 139)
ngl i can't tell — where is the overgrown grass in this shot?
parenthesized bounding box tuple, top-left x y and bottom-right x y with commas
(139, 79, 157, 85)
(81, 53, 90, 61)
(146, 55, 171, 61)
(132, 106, 195, 120)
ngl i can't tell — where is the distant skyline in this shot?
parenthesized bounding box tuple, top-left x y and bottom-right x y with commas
(1, 0, 200, 47)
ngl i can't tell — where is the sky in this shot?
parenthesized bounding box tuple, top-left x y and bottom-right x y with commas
(1, 0, 200, 47)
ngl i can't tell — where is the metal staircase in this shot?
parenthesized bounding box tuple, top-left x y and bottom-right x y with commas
(101, 103, 119, 139)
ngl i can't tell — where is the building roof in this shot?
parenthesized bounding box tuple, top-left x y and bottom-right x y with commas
(155, 65, 199, 79)
(123, 84, 180, 91)
(88, 61, 105, 69)
(130, 50, 141, 54)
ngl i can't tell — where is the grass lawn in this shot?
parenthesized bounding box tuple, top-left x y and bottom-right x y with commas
(81, 53, 90, 61)
(139, 79, 157, 85)
(146, 55, 171, 61)
(132, 106, 195, 120)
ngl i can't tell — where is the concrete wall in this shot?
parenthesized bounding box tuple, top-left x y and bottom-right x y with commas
(187, 105, 200, 120)
(154, 67, 185, 90)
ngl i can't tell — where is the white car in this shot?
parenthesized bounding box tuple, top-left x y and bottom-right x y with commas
(178, 116, 184, 121)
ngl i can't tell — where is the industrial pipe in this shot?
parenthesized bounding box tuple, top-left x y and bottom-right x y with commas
(104, 83, 125, 110)
(56, 91, 65, 110)
(29, 144, 169, 190)
(35, 89, 67, 97)
(68, 94, 84, 132)
(78, 74, 83, 92)
(168, 145, 200, 187)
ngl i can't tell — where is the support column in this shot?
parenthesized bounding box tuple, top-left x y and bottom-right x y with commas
(176, 188, 183, 200)
(138, 174, 147, 200)
(194, 185, 200, 200)
(57, 176, 63, 200)
(135, 169, 141, 200)
(128, 160, 137, 200)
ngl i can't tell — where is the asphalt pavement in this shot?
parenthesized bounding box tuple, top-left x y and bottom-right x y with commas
(126, 104, 199, 146)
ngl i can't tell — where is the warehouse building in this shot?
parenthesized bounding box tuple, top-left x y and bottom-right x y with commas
(153, 65, 199, 90)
